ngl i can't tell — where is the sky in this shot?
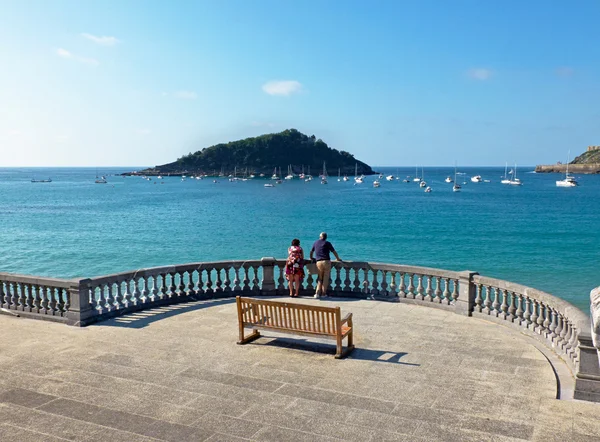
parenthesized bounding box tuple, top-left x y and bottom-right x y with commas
(0, 0, 599, 167)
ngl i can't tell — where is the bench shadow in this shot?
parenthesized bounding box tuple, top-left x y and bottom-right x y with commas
(91, 298, 236, 329)
(256, 337, 420, 366)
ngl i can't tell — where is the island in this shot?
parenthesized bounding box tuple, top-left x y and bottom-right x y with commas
(127, 129, 375, 177)
(535, 146, 600, 174)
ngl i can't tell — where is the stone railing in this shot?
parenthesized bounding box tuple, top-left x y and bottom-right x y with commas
(1, 259, 599, 402)
(0, 273, 85, 324)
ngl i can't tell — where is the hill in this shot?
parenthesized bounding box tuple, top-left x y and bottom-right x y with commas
(133, 129, 375, 176)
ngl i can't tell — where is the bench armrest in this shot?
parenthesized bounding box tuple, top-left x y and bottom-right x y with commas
(341, 312, 352, 325)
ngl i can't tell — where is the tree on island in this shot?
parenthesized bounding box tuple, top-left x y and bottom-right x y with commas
(139, 129, 375, 176)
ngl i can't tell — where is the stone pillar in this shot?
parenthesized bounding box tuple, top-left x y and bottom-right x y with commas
(260, 257, 276, 296)
(574, 331, 600, 402)
(455, 271, 478, 316)
(66, 279, 97, 326)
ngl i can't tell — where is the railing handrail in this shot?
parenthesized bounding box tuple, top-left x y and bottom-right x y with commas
(85, 260, 266, 285)
(0, 272, 74, 288)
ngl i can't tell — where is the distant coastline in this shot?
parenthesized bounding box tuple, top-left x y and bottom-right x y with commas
(536, 145, 600, 174)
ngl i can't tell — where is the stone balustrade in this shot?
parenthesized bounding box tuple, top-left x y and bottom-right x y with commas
(1, 258, 599, 402)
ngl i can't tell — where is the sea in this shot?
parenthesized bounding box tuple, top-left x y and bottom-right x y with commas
(1, 166, 598, 312)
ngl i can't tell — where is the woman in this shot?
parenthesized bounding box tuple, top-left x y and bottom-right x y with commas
(285, 238, 305, 297)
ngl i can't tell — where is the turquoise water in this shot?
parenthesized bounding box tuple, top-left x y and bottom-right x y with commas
(1, 167, 598, 312)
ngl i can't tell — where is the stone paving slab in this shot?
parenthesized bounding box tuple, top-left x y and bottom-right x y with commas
(1, 296, 599, 441)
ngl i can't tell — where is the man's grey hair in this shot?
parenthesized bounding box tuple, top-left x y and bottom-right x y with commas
(320, 232, 327, 240)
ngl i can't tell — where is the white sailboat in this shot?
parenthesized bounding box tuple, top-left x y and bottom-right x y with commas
(354, 163, 363, 183)
(413, 165, 421, 182)
(285, 165, 294, 180)
(419, 166, 427, 188)
(444, 176, 453, 183)
(556, 151, 578, 187)
(452, 164, 461, 192)
(508, 163, 522, 186)
(338, 168, 341, 182)
(386, 174, 394, 181)
(373, 179, 381, 188)
(321, 161, 328, 184)
(471, 175, 482, 183)
(501, 162, 511, 184)
(271, 167, 279, 180)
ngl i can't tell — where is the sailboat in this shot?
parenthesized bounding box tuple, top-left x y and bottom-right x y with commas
(338, 168, 341, 182)
(285, 165, 294, 180)
(501, 162, 511, 184)
(321, 162, 328, 184)
(373, 179, 381, 188)
(452, 163, 461, 192)
(95, 169, 107, 184)
(271, 167, 279, 180)
(299, 165, 305, 180)
(305, 165, 313, 182)
(508, 163, 522, 186)
(413, 165, 421, 182)
(354, 163, 364, 183)
(419, 166, 427, 188)
(556, 151, 578, 187)
(276, 167, 283, 184)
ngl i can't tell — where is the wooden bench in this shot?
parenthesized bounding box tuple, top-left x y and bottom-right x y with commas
(236, 296, 355, 359)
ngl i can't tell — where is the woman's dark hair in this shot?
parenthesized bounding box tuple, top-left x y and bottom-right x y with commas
(291, 238, 300, 246)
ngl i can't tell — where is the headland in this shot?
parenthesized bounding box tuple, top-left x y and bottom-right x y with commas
(536, 145, 600, 174)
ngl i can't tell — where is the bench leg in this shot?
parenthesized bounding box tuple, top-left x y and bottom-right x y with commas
(237, 329, 261, 345)
(334, 332, 355, 359)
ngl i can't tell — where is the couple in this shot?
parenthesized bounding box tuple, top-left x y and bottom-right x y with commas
(285, 232, 342, 298)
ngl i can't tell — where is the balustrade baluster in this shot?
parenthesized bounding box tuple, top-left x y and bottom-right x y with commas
(57, 288, 66, 313)
(133, 277, 142, 304)
(554, 312, 563, 343)
(566, 323, 578, 355)
(530, 299, 539, 331)
(562, 321, 573, 351)
(147, 276, 157, 301)
(0, 281, 5, 308)
(523, 296, 532, 326)
(11, 282, 19, 310)
(515, 294, 524, 324)
(242, 265, 250, 292)
(483, 285, 492, 314)
(508, 292, 517, 321)
(251, 268, 259, 292)
(233, 266, 241, 292)
(306, 271, 314, 292)
(32, 284, 41, 313)
(106, 283, 115, 311)
(167, 272, 176, 298)
(474, 284, 483, 312)
(122, 280, 132, 307)
(492, 287, 500, 316)
(500, 289, 509, 319)
(424, 276, 433, 302)
(397, 272, 406, 298)
(277, 265, 285, 292)
(537, 302, 545, 331)
(158, 274, 166, 299)
(416, 274, 424, 300)
(371, 270, 379, 296)
(24, 283, 33, 311)
(176, 272, 186, 296)
(434, 277, 442, 303)
(362, 268, 369, 294)
(451, 279, 459, 303)
(407, 274, 415, 299)
(334, 266, 342, 294)
(558, 314, 568, 348)
(343, 268, 352, 292)
(442, 278, 450, 303)
(352, 269, 361, 293)
(42, 287, 57, 316)
(548, 309, 558, 338)
(223, 268, 232, 293)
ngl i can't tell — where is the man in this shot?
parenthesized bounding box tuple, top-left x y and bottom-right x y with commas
(309, 232, 341, 299)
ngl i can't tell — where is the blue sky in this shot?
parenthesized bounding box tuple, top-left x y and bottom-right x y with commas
(1, 0, 599, 167)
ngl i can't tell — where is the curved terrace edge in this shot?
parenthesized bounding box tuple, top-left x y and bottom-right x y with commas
(1, 258, 599, 402)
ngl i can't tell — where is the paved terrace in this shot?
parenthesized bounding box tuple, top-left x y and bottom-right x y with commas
(1, 297, 599, 442)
